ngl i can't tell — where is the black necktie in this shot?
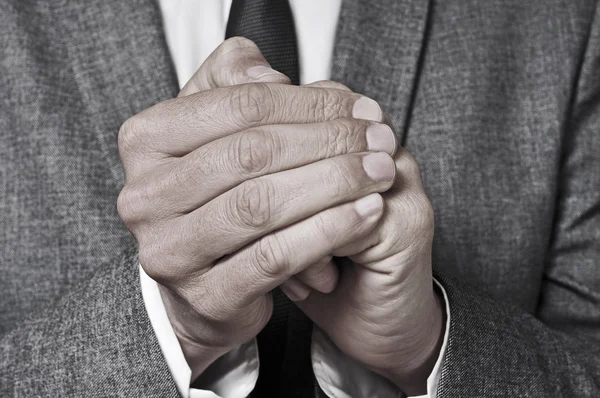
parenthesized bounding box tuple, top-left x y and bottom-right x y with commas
(226, 1, 314, 396)
(226, 0, 301, 85)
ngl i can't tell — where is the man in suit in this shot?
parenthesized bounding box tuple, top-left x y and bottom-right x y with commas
(1, 0, 599, 397)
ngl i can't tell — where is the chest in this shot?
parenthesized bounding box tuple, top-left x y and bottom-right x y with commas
(2, 0, 589, 333)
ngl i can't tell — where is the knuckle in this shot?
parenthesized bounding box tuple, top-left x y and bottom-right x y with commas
(118, 107, 166, 164)
(116, 188, 131, 224)
(235, 129, 274, 175)
(117, 179, 169, 229)
(231, 83, 273, 125)
(117, 186, 146, 228)
(233, 179, 274, 229)
(139, 235, 193, 286)
(118, 116, 144, 156)
(313, 89, 343, 120)
(322, 119, 363, 157)
(138, 244, 168, 283)
(254, 237, 289, 278)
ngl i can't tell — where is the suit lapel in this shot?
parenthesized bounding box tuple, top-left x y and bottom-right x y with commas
(55, 0, 431, 183)
(331, 0, 432, 144)
(54, 0, 179, 185)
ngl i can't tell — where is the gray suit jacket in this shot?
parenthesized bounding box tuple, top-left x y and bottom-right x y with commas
(1, 0, 599, 396)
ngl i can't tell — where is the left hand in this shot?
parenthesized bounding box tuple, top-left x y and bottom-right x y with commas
(295, 106, 445, 395)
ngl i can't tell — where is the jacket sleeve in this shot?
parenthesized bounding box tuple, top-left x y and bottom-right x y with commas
(0, 1, 181, 395)
(0, 248, 181, 398)
(434, 3, 600, 396)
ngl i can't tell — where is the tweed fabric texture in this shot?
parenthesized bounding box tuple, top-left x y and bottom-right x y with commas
(0, 0, 180, 396)
(1, 0, 600, 396)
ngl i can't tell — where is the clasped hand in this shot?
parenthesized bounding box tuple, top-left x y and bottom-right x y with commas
(118, 37, 444, 395)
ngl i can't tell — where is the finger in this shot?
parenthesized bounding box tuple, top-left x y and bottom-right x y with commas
(349, 147, 434, 268)
(304, 81, 398, 144)
(280, 277, 312, 302)
(294, 256, 339, 294)
(178, 37, 291, 97)
(332, 234, 380, 258)
(120, 84, 384, 159)
(135, 119, 396, 214)
(320, 150, 421, 263)
(178, 152, 396, 263)
(191, 193, 385, 312)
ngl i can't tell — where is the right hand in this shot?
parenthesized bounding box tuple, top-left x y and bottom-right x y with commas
(117, 38, 398, 378)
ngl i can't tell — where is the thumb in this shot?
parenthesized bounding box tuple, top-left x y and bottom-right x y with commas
(178, 36, 291, 97)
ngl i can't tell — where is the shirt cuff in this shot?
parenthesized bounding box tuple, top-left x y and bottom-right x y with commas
(139, 264, 259, 398)
(311, 278, 451, 398)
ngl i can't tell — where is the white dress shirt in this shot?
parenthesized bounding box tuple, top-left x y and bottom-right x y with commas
(142, 1, 450, 397)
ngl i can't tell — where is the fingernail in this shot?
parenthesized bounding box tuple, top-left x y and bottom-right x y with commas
(366, 124, 397, 155)
(354, 193, 383, 218)
(352, 97, 383, 122)
(247, 65, 284, 79)
(362, 152, 396, 182)
(281, 279, 311, 302)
